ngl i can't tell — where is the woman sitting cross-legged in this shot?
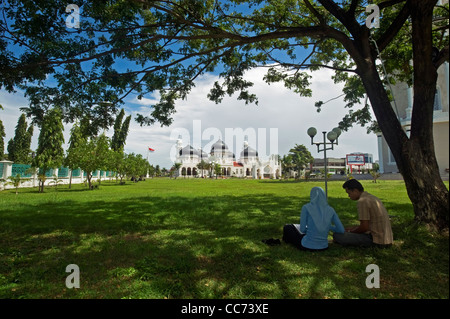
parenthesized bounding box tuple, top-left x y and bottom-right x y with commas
(283, 187, 345, 251)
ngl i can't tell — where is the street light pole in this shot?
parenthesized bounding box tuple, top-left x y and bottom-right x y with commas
(322, 131, 328, 197)
(307, 127, 342, 199)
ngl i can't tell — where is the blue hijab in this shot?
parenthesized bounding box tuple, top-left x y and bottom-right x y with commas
(303, 187, 335, 233)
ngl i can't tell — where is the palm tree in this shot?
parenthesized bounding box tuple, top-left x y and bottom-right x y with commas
(48, 174, 64, 191)
(5, 174, 30, 195)
(214, 164, 222, 179)
(196, 160, 208, 178)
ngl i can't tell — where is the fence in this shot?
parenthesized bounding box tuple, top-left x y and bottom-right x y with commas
(0, 160, 116, 191)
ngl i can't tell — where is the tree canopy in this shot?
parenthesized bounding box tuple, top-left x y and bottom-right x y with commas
(1, 0, 445, 128)
(289, 144, 314, 175)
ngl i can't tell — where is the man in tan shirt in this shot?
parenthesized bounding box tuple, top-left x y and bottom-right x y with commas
(333, 179, 393, 248)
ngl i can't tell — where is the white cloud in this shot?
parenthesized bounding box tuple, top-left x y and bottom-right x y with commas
(1, 67, 379, 169)
(0, 89, 74, 154)
(132, 67, 379, 168)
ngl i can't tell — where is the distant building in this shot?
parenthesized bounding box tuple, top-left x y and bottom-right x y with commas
(309, 157, 346, 175)
(376, 1, 449, 176)
(376, 61, 449, 175)
(307, 153, 374, 176)
(346, 153, 374, 173)
(174, 137, 281, 179)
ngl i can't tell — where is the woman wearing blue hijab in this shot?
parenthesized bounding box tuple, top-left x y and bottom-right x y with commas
(283, 187, 345, 251)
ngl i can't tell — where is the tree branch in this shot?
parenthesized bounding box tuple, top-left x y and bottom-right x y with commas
(376, 0, 411, 52)
(378, 0, 407, 10)
(434, 46, 449, 68)
(303, 0, 326, 25)
(317, 0, 364, 39)
(347, 0, 361, 17)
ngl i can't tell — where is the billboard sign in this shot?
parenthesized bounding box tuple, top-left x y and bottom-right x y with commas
(347, 154, 365, 165)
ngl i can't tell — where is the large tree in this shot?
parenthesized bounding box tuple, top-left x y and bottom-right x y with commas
(111, 109, 126, 152)
(111, 109, 132, 152)
(32, 107, 65, 192)
(0, 0, 448, 230)
(76, 133, 112, 189)
(0, 117, 5, 160)
(64, 121, 85, 188)
(7, 113, 33, 164)
(289, 144, 314, 178)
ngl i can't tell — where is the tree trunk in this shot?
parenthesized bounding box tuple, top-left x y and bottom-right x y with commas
(348, 0, 449, 231)
(358, 59, 448, 231)
(400, 0, 449, 230)
(87, 173, 92, 190)
(401, 139, 449, 230)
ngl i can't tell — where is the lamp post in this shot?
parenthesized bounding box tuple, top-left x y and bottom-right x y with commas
(307, 127, 342, 199)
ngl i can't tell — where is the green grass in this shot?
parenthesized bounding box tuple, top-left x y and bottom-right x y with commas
(0, 178, 448, 299)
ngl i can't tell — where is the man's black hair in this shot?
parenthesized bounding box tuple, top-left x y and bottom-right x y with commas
(342, 179, 364, 192)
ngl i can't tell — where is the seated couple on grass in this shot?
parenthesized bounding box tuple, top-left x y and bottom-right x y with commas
(281, 179, 393, 251)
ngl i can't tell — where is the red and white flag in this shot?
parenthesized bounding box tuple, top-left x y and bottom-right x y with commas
(148, 147, 155, 152)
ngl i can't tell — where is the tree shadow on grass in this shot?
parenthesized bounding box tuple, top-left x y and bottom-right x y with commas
(0, 193, 448, 299)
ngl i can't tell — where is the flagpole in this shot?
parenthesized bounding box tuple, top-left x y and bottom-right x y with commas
(147, 147, 150, 178)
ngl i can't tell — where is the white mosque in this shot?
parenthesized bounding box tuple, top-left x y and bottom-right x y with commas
(174, 136, 281, 179)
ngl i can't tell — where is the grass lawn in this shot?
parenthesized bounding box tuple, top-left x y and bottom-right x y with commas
(0, 178, 448, 299)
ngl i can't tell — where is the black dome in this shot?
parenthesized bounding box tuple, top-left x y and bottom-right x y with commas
(210, 139, 235, 158)
(179, 145, 201, 157)
(210, 139, 229, 152)
(240, 146, 258, 158)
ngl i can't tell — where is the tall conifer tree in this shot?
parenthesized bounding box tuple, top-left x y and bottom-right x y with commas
(33, 108, 65, 192)
(0, 119, 5, 160)
(111, 109, 131, 152)
(9, 114, 32, 163)
(65, 122, 86, 189)
(111, 109, 125, 151)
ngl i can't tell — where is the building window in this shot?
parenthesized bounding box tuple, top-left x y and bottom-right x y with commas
(434, 87, 442, 111)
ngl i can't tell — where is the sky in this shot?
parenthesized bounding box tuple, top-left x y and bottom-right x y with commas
(0, 66, 379, 169)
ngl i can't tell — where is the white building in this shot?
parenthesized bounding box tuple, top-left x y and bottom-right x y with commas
(376, 62, 449, 176)
(377, 2, 449, 177)
(174, 137, 281, 179)
(308, 157, 346, 175)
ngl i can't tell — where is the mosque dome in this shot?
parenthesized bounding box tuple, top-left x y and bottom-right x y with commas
(179, 145, 201, 157)
(240, 146, 259, 158)
(210, 139, 228, 152)
(210, 139, 235, 159)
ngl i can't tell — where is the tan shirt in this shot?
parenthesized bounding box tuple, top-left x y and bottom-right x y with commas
(357, 192, 393, 245)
